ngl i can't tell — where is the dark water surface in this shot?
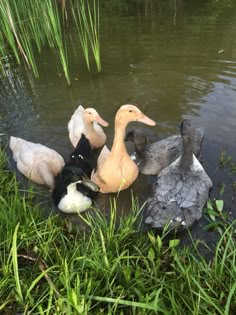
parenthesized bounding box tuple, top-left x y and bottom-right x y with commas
(1, 1, 236, 235)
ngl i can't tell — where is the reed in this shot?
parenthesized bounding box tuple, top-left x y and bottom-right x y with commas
(44, 0, 70, 84)
(0, 1, 21, 65)
(71, 0, 101, 72)
(71, 0, 90, 71)
(88, 0, 101, 72)
(0, 0, 101, 84)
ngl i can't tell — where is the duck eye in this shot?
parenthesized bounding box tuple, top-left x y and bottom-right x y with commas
(129, 110, 133, 113)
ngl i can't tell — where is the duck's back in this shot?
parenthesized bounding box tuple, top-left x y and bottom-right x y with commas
(9, 136, 64, 186)
(138, 128, 204, 175)
(10, 137, 63, 163)
(140, 135, 181, 174)
(155, 156, 212, 205)
(144, 155, 212, 229)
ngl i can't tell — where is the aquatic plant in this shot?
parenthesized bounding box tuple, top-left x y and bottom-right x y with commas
(0, 0, 101, 85)
(44, 0, 70, 84)
(71, 0, 91, 71)
(71, 0, 101, 72)
(219, 150, 236, 190)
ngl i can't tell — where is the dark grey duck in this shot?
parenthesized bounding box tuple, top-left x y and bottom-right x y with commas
(125, 124, 204, 175)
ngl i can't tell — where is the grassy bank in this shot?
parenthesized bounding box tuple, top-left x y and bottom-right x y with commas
(0, 148, 236, 314)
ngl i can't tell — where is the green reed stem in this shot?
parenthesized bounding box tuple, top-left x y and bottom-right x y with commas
(0, 0, 101, 83)
(11, 223, 23, 303)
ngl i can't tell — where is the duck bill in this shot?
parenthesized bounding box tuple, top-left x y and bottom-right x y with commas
(80, 178, 100, 192)
(138, 114, 156, 126)
(96, 115, 109, 127)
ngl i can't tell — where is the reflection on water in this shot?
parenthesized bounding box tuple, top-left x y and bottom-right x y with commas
(0, 0, 236, 231)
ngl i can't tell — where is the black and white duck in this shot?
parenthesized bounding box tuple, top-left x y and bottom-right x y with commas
(125, 124, 204, 175)
(143, 119, 213, 230)
(52, 134, 99, 213)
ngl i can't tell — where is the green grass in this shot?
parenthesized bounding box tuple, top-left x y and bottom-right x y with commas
(71, 0, 101, 72)
(0, 147, 236, 314)
(0, 0, 101, 85)
(219, 151, 236, 191)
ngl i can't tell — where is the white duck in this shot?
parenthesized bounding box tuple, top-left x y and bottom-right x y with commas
(68, 105, 109, 149)
(9, 136, 65, 189)
(91, 105, 156, 193)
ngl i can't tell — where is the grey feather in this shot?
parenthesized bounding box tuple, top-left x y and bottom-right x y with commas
(143, 119, 212, 231)
(125, 127, 204, 175)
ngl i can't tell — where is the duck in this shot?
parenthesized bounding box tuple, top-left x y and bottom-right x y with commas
(91, 104, 156, 193)
(143, 119, 213, 230)
(125, 125, 204, 175)
(69, 133, 97, 176)
(9, 136, 65, 189)
(68, 105, 109, 149)
(52, 134, 100, 213)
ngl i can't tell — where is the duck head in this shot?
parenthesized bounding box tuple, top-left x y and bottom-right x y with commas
(115, 105, 156, 126)
(180, 119, 193, 137)
(76, 177, 100, 192)
(125, 128, 148, 148)
(84, 108, 109, 127)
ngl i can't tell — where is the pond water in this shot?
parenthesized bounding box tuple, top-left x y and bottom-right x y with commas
(0, 0, 236, 234)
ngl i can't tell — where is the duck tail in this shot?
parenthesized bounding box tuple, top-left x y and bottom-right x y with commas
(9, 136, 22, 160)
(143, 199, 188, 231)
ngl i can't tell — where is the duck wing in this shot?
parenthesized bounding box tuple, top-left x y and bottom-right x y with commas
(94, 145, 110, 170)
(10, 137, 33, 161)
(10, 136, 64, 186)
(154, 156, 212, 206)
(144, 156, 212, 230)
(90, 145, 110, 184)
(10, 137, 63, 166)
(68, 105, 85, 147)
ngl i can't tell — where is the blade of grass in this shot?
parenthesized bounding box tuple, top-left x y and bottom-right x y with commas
(11, 222, 23, 303)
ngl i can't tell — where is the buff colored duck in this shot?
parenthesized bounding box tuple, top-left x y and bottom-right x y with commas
(144, 119, 213, 230)
(9, 136, 65, 189)
(68, 105, 109, 148)
(91, 105, 156, 193)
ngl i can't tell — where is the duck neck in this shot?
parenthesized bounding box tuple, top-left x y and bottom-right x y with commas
(67, 183, 78, 194)
(135, 140, 147, 159)
(179, 135, 193, 170)
(85, 120, 95, 133)
(110, 120, 127, 156)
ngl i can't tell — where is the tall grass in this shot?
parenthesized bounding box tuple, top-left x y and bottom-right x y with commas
(0, 0, 101, 85)
(0, 147, 236, 314)
(71, 0, 101, 72)
(44, 0, 70, 85)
